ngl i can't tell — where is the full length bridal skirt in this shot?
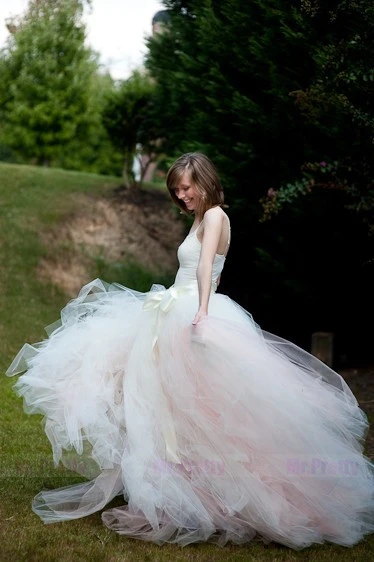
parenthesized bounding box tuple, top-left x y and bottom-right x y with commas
(6, 278, 374, 549)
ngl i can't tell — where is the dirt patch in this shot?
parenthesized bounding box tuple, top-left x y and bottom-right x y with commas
(37, 186, 186, 296)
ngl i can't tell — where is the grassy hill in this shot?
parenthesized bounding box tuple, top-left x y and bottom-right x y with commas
(1, 164, 115, 360)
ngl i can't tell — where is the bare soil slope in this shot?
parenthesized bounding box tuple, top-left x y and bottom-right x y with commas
(37, 186, 186, 296)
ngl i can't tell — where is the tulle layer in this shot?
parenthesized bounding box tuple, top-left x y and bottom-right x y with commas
(6, 278, 374, 549)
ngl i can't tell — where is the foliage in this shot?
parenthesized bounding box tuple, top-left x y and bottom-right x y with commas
(102, 70, 158, 188)
(146, 0, 315, 199)
(66, 70, 124, 176)
(261, 159, 374, 238)
(0, 0, 122, 174)
(0, 143, 18, 163)
(261, 0, 374, 237)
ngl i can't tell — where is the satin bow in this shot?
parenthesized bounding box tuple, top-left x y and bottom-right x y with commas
(143, 283, 198, 349)
(143, 285, 181, 315)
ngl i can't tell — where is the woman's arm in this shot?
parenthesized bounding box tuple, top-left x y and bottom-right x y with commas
(192, 208, 223, 325)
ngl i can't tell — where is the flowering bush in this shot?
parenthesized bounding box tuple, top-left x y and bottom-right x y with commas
(260, 159, 374, 238)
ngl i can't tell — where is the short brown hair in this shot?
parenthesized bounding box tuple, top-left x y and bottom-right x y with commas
(166, 152, 226, 216)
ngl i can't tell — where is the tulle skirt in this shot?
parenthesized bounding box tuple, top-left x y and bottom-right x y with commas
(6, 278, 374, 549)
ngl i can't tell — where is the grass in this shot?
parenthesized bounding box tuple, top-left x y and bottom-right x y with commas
(1, 162, 374, 561)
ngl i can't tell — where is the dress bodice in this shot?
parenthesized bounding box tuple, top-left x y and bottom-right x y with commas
(174, 218, 230, 289)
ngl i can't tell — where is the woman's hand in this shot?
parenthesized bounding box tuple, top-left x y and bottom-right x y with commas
(192, 310, 207, 325)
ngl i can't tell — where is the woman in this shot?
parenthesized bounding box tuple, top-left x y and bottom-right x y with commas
(6, 152, 374, 549)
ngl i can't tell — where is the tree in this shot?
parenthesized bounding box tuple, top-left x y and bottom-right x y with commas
(146, 1, 315, 193)
(0, 0, 104, 168)
(102, 70, 158, 188)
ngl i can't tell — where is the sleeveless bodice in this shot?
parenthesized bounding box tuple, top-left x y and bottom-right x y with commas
(174, 220, 229, 289)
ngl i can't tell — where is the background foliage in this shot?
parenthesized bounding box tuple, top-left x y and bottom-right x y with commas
(0, 0, 122, 174)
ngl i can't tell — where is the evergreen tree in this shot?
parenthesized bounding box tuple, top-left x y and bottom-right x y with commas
(0, 0, 112, 170)
(146, 0, 314, 196)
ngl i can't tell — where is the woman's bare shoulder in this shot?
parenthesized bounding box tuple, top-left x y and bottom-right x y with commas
(204, 206, 227, 222)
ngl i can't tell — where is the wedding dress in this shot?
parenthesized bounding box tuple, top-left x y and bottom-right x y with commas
(6, 219, 374, 549)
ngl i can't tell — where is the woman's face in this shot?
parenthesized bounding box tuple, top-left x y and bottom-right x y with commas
(174, 171, 202, 213)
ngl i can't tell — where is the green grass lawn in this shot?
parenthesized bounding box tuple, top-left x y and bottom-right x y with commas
(1, 162, 373, 561)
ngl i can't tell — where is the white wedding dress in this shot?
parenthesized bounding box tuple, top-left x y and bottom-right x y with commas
(6, 219, 374, 549)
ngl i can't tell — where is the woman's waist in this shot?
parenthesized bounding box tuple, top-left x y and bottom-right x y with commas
(174, 272, 217, 293)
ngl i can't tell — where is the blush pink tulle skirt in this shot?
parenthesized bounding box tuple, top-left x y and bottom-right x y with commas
(6, 278, 374, 549)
